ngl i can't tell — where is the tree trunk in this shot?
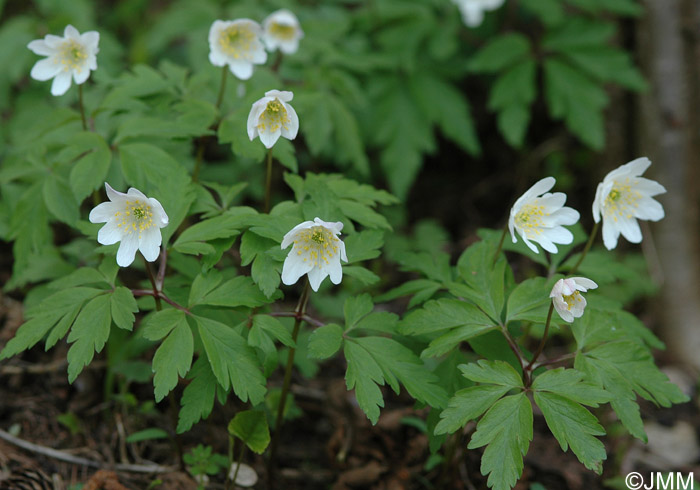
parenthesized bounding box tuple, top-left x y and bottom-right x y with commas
(639, 0, 700, 370)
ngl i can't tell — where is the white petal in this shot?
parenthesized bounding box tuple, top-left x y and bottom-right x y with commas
(250, 45, 267, 64)
(279, 39, 299, 55)
(572, 277, 598, 290)
(544, 226, 573, 245)
(592, 183, 604, 223)
(73, 67, 91, 85)
(553, 298, 573, 323)
(105, 182, 126, 202)
(89, 201, 118, 223)
(617, 217, 642, 243)
(127, 187, 149, 200)
(44, 34, 64, 48)
(259, 128, 281, 149)
(30, 58, 62, 81)
(328, 259, 343, 284)
(64, 25, 81, 39)
(549, 279, 564, 298)
(266, 89, 293, 102)
(538, 192, 566, 210)
(208, 49, 227, 67)
(97, 220, 123, 245)
(635, 178, 666, 197)
(635, 198, 664, 221)
(536, 234, 558, 254)
(281, 253, 313, 285)
(601, 217, 620, 250)
(623, 157, 652, 177)
(81, 31, 100, 50)
(148, 197, 169, 227)
(307, 266, 327, 292)
(281, 103, 299, 140)
(50, 71, 72, 96)
(520, 233, 540, 254)
(139, 228, 162, 262)
(27, 39, 55, 56)
(549, 206, 579, 226)
(247, 100, 267, 140)
(229, 60, 253, 80)
(116, 233, 139, 267)
(338, 240, 348, 262)
(282, 221, 315, 248)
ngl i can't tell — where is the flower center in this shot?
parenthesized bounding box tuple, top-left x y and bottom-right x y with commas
(604, 181, 642, 221)
(269, 22, 297, 41)
(563, 291, 581, 310)
(219, 25, 255, 59)
(59, 40, 87, 71)
(115, 200, 155, 239)
(515, 203, 547, 235)
(257, 99, 290, 134)
(295, 226, 339, 266)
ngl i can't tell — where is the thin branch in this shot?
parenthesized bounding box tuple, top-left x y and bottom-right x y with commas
(268, 311, 324, 328)
(131, 289, 190, 314)
(0, 429, 175, 474)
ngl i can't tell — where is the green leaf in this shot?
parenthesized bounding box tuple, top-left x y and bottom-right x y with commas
(339, 199, 392, 230)
(196, 315, 266, 405)
(188, 271, 223, 308)
(152, 314, 193, 402)
(531, 368, 611, 407)
(454, 240, 507, 323)
(177, 359, 219, 434)
(344, 293, 374, 330)
(560, 47, 647, 91)
(227, 410, 270, 454)
(342, 266, 380, 286)
(467, 34, 531, 73)
(126, 428, 169, 443)
(543, 58, 607, 149)
(48, 267, 109, 289)
(66, 294, 112, 383)
(575, 341, 689, 441)
(43, 175, 79, 226)
(251, 315, 295, 349)
(434, 385, 512, 435)
(468, 394, 533, 490)
(344, 230, 384, 263)
(459, 360, 524, 388)
(345, 337, 447, 424)
(401, 298, 496, 335)
(196, 276, 275, 308)
(0, 288, 103, 359)
(505, 277, 551, 324)
(520, 0, 564, 25)
(111, 287, 138, 331)
(173, 207, 257, 255)
(308, 323, 344, 359)
(533, 391, 606, 473)
(542, 19, 615, 50)
(251, 252, 281, 298)
(240, 230, 278, 266)
(68, 132, 112, 202)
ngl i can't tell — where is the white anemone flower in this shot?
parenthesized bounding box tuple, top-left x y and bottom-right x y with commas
(281, 218, 348, 292)
(262, 9, 304, 54)
(247, 90, 299, 148)
(452, 0, 506, 27)
(89, 183, 169, 267)
(509, 177, 580, 254)
(208, 19, 267, 80)
(592, 157, 666, 250)
(550, 277, 597, 323)
(27, 25, 99, 96)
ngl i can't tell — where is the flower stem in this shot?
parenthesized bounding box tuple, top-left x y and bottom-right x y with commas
(215, 66, 228, 110)
(78, 84, 87, 131)
(268, 280, 311, 474)
(143, 256, 162, 311)
(525, 302, 554, 378)
(569, 221, 600, 275)
(228, 441, 246, 489)
(492, 224, 508, 265)
(191, 138, 206, 183)
(264, 148, 274, 213)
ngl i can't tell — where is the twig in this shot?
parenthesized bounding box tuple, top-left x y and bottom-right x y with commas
(268, 311, 325, 328)
(0, 429, 175, 474)
(131, 289, 190, 314)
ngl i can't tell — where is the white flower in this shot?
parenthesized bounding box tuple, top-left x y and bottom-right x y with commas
(452, 0, 506, 27)
(208, 19, 267, 80)
(550, 277, 597, 323)
(262, 9, 304, 54)
(509, 177, 580, 254)
(89, 183, 169, 267)
(281, 218, 348, 292)
(247, 90, 299, 148)
(592, 157, 666, 250)
(27, 25, 99, 96)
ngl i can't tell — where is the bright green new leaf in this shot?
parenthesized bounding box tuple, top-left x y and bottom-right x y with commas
(173, 207, 257, 255)
(308, 323, 344, 359)
(196, 316, 266, 405)
(152, 315, 193, 402)
(228, 410, 270, 454)
(401, 298, 495, 335)
(459, 360, 524, 388)
(188, 271, 224, 308)
(250, 315, 295, 349)
(66, 294, 112, 383)
(251, 252, 281, 298)
(68, 132, 111, 202)
(196, 276, 275, 308)
(344, 293, 374, 330)
(343, 230, 384, 263)
(468, 394, 533, 490)
(533, 391, 606, 474)
(344, 340, 385, 424)
(110, 286, 138, 330)
(142, 308, 188, 341)
(126, 428, 169, 443)
(531, 368, 611, 407)
(455, 240, 507, 323)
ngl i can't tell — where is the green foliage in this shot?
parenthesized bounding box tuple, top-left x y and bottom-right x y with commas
(228, 410, 271, 454)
